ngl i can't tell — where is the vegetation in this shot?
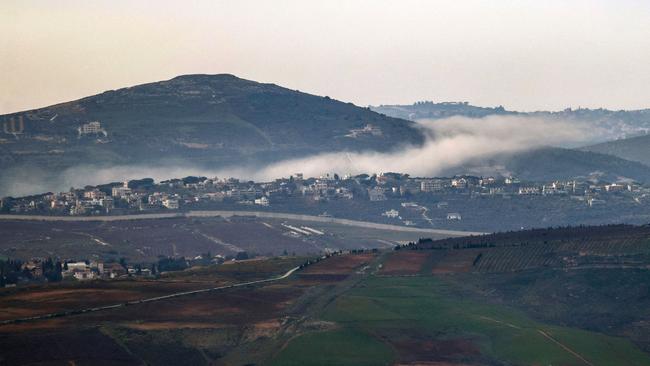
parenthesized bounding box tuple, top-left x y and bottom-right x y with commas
(269, 328, 394, 366)
(273, 275, 650, 365)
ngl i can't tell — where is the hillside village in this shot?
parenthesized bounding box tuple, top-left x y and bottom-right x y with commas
(2, 172, 649, 228)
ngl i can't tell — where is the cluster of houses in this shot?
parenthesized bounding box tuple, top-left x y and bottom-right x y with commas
(3, 258, 150, 287)
(1, 172, 647, 216)
(61, 260, 135, 280)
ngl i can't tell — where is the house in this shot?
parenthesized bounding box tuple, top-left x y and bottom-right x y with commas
(99, 197, 114, 210)
(588, 198, 606, 207)
(103, 263, 127, 279)
(368, 187, 387, 201)
(504, 176, 520, 185)
(605, 183, 626, 192)
(518, 187, 540, 195)
(84, 189, 106, 200)
(62, 261, 98, 281)
(21, 260, 43, 278)
(451, 178, 468, 189)
(73, 269, 96, 281)
(480, 177, 496, 186)
(112, 183, 132, 198)
(421, 179, 446, 192)
(382, 209, 399, 218)
(254, 196, 270, 206)
(78, 121, 105, 135)
(163, 198, 179, 209)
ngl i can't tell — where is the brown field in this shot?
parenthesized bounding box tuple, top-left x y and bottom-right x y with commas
(381, 251, 431, 275)
(373, 326, 482, 365)
(301, 253, 376, 275)
(297, 253, 376, 283)
(430, 250, 480, 274)
(0, 280, 219, 322)
(378, 250, 481, 276)
(0, 254, 368, 365)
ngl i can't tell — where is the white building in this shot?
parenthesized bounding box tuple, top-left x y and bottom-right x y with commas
(382, 209, 399, 218)
(112, 183, 132, 198)
(518, 187, 541, 195)
(163, 198, 179, 209)
(254, 196, 270, 206)
(421, 179, 445, 192)
(78, 121, 106, 135)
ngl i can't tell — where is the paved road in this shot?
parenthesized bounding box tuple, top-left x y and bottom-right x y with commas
(0, 210, 485, 237)
(0, 266, 301, 326)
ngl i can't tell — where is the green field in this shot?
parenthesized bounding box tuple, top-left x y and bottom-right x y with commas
(270, 276, 650, 366)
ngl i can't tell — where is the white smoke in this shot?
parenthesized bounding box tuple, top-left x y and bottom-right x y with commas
(247, 115, 593, 180)
(1, 115, 593, 196)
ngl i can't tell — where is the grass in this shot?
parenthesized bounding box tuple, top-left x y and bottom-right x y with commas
(268, 328, 395, 366)
(271, 275, 650, 366)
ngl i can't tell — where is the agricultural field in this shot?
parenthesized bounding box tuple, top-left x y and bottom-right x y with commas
(0, 253, 374, 365)
(2, 225, 650, 365)
(271, 275, 650, 366)
(0, 216, 428, 262)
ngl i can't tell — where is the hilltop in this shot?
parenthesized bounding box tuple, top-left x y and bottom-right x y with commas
(0, 74, 423, 194)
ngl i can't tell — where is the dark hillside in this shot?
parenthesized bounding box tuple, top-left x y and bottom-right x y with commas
(0, 74, 423, 194)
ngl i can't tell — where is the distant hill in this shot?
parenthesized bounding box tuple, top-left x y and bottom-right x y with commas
(373, 101, 650, 182)
(3, 80, 650, 196)
(581, 134, 650, 166)
(372, 101, 513, 120)
(443, 146, 650, 183)
(0, 74, 424, 194)
(372, 101, 650, 144)
(501, 147, 650, 182)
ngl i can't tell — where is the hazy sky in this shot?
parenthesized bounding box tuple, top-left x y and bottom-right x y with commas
(2, 0, 650, 114)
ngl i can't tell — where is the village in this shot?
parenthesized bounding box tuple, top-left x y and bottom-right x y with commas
(1, 172, 648, 221)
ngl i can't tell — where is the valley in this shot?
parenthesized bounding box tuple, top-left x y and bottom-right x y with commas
(2, 224, 650, 365)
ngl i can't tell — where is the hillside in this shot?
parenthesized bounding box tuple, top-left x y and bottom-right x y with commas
(0, 74, 423, 194)
(442, 146, 650, 183)
(373, 102, 650, 144)
(581, 134, 650, 166)
(499, 147, 650, 182)
(2, 225, 650, 365)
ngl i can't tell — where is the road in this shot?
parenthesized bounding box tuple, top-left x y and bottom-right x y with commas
(0, 210, 485, 237)
(0, 266, 300, 326)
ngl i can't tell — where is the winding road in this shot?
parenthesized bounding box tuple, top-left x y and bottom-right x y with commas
(0, 266, 301, 326)
(0, 210, 485, 237)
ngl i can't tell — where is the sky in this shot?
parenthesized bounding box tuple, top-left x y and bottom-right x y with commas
(1, 0, 650, 114)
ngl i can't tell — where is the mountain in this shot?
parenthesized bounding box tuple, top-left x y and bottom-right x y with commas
(0, 74, 424, 195)
(3, 78, 650, 197)
(581, 134, 650, 166)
